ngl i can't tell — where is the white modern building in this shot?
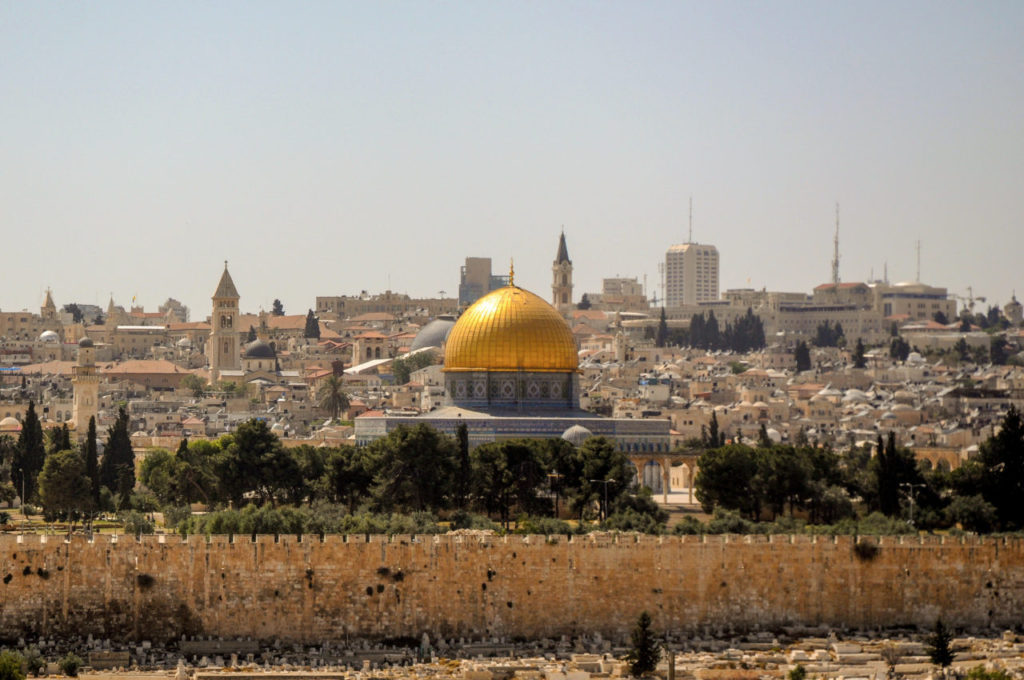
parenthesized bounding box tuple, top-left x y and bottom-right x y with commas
(665, 243, 719, 307)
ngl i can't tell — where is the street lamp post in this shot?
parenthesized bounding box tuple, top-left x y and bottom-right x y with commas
(589, 478, 615, 522)
(548, 472, 563, 518)
(899, 482, 926, 527)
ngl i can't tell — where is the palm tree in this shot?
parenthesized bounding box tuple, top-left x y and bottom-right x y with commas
(317, 375, 350, 421)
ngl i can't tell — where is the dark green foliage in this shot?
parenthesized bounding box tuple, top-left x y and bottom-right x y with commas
(0, 649, 25, 680)
(853, 337, 866, 368)
(99, 406, 135, 500)
(926, 619, 954, 667)
(695, 445, 762, 518)
(890, 336, 911, 361)
(655, 307, 668, 348)
(870, 432, 923, 517)
(933, 310, 948, 325)
(368, 424, 456, 512)
(303, 309, 320, 339)
(38, 449, 91, 521)
(976, 406, 1024, 530)
(391, 351, 436, 385)
(271, 299, 284, 316)
(246, 325, 258, 343)
(84, 416, 100, 509)
(57, 654, 82, 678)
(626, 611, 661, 676)
(788, 665, 807, 680)
(853, 540, 879, 561)
(13, 401, 45, 503)
(813, 320, 844, 347)
(455, 423, 471, 509)
(215, 419, 295, 507)
(576, 294, 592, 310)
(471, 440, 547, 528)
(794, 341, 812, 371)
(688, 309, 765, 352)
(23, 649, 43, 677)
(316, 375, 349, 419)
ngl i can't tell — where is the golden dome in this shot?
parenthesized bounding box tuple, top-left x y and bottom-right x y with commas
(445, 285, 578, 373)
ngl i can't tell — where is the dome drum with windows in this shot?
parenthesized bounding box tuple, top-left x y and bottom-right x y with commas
(443, 282, 580, 410)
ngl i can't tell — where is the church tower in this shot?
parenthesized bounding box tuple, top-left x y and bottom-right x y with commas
(41, 288, 57, 322)
(209, 262, 241, 381)
(552, 231, 573, 313)
(71, 336, 99, 440)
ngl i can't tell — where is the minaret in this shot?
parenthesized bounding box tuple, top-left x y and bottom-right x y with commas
(209, 262, 241, 381)
(552, 230, 573, 313)
(71, 336, 99, 440)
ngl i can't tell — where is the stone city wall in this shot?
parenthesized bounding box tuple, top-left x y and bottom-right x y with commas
(0, 533, 1021, 642)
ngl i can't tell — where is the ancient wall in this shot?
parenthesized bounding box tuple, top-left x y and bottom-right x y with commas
(0, 533, 1021, 643)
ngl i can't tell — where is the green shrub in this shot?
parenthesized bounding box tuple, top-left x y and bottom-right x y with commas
(672, 516, 704, 535)
(161, 505, 192, 529)
(514, 515, 574, 535)
(23, 648, 43, 677)
(120, 510, 154, 535)
(0, 649, 26, 680)
(448, 511, 500, 531)
(57, 653, 82, 678)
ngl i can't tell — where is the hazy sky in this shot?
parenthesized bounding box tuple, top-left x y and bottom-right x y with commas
(2, 1, 1022, 320)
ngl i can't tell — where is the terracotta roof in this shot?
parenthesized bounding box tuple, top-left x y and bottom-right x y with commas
(351, 312, 396, 322)
(102, 360, 193, 375)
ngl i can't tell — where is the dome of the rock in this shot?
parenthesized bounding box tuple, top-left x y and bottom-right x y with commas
(444, 285, 577, 373)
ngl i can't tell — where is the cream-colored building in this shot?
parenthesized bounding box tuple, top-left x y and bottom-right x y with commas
(665, 242, 719, 307)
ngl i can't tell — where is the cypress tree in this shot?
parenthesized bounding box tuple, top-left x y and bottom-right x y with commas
(926, 619, 954, 667)
(13, 401, 45, 503)
(99, 407, 135, 502)
(304, 309, 320, 339)
(626, 611, 661, 677)
(83, 416, 100, 508)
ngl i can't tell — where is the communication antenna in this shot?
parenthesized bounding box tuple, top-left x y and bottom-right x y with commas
(831, 202, 840, 286)
(688, 196, 693, 243)
(884, 260, 888, 284)
(915, 240, 921, 283)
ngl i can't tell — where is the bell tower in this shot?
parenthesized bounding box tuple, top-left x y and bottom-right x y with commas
(209, 262, 241, 381)
(552, 230, 573, 313)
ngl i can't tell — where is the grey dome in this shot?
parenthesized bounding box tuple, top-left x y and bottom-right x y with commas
(244, 339, 276, 359)
(39, 330, 59, 343)
(561, 424, 594, 447)
(410, 315, 457, 351)
(78, 336, 94, 348)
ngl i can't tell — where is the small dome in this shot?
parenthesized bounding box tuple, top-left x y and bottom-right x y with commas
(244, 339, 276, 359)
(38, 330, 59, 343)
(176, 337, 192, 348)
(0, 417, 21, 432)
(410, 315, 457, 351)
(561, 424, 593, 447)
(78, 336, 94, 348)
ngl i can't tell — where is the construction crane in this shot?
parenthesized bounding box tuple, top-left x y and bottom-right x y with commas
(953, 287, 987, 315)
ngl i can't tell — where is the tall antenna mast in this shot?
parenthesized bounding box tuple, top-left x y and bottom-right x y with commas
(831, 202, 840, 286)
(688, 196, 693, 243)
(915, 240, 921, 282)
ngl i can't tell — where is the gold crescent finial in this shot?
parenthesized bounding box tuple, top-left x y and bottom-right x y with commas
(509, 258, 515, 286)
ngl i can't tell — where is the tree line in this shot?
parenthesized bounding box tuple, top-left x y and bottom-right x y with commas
(0, 401, 136, 525)
(695, 407, 1024, 533)
(137, 421, 667, 534)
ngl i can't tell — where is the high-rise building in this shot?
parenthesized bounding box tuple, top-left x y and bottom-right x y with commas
(458, 257, 510, 306)
(665, 243, 719, 307)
